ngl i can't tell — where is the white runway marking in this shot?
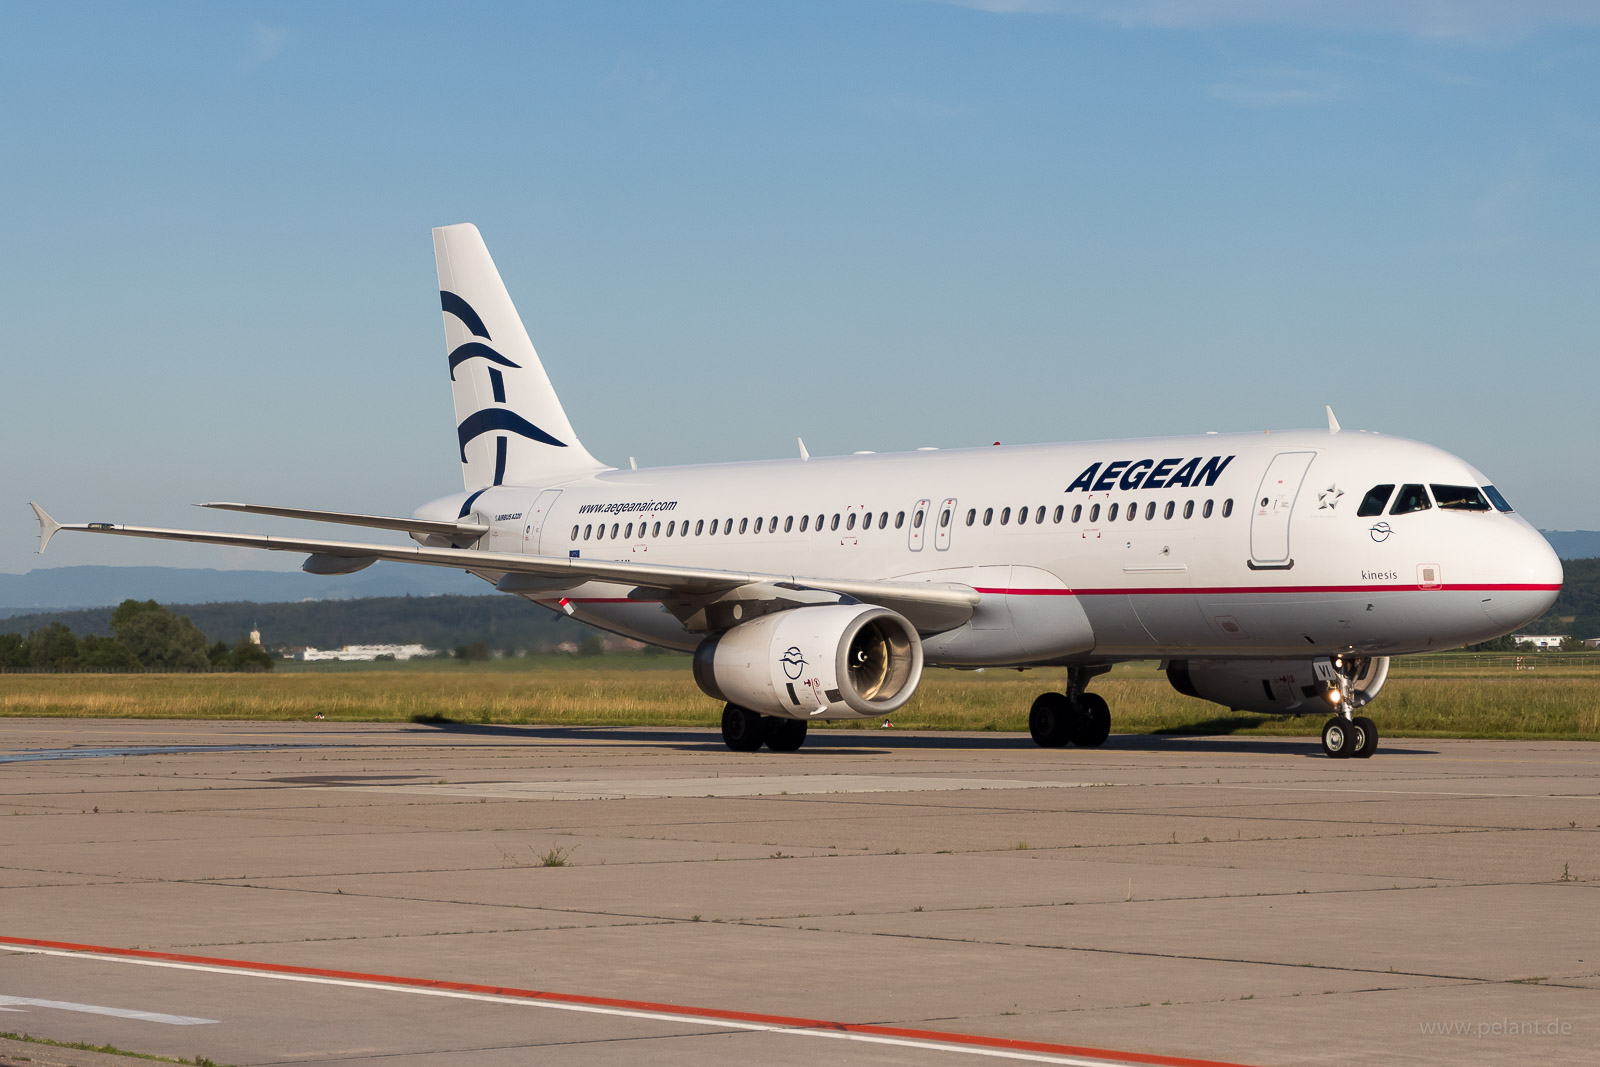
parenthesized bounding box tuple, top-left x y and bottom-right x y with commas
(321, 774, 1104, 801)
(0, 994, 217, 1025)
(0, 944, 1205, 1066)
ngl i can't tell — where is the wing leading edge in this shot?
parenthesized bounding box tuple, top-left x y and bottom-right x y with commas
(27, 505, 979, 632)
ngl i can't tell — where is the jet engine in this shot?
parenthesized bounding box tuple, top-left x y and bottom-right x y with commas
(693, 604, 923, 720)
(1165, 655, 1389, 715)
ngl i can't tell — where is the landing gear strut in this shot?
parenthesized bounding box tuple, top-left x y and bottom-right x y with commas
(1028, 667, 1112, 749)
(720, 704, 809, 752)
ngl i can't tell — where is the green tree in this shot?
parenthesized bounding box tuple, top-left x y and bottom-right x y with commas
(114, 605, 211, 672)
(0, 633, 29, 671)
(454, 640, 490, 662)
(28, 623, 79, 671)
(224, 637, 275, 672)
(77, 634, 140, 671)
(576, 634, 604, 657)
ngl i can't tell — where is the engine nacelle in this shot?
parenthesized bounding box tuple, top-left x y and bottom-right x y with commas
(1166, 656, 1390, 715)
(693, 604, 923, 720)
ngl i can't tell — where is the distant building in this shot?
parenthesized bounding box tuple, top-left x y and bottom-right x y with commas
(1583, 638, 1600, 650)
(1510, 634, 1569, 650)
(294, 644, 436, 662)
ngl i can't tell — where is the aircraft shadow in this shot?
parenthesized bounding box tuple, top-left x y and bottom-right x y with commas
(403, 720, 1437, 758)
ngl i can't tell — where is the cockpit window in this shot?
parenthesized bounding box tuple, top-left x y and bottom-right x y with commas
(1431, 485, 1491, 512)
(1482, 485, 1514, 513)
(1390, 484, 1431, 515)
(1357, 485, 1394, 518)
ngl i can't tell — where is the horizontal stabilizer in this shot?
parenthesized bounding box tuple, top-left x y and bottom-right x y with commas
(200, 502, 488, 539)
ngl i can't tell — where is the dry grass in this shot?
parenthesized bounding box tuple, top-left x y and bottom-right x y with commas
(1, 656, 1596, 739)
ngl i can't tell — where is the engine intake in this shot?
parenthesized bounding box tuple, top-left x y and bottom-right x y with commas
(693, 604, 923, 720)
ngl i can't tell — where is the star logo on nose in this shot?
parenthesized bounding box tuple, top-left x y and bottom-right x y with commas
(1318, 485, 1344, 510)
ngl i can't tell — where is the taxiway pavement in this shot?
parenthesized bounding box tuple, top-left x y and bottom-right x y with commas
(1, 719, 1596, 1066)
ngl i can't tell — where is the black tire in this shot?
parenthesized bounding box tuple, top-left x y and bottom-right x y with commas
(765, 716, 808, 752)
(1071, 692, 1111, 747)
(721, 704, 766, 752)
(1321, 716, 1356, 759)
(1029, 692, 1075, 748)
(1352, 715, 1378, 759)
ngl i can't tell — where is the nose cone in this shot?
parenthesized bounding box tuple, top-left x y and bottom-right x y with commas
(1482, 524, 1563, 632)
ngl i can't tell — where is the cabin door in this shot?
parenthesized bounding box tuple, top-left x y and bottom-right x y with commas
(1249, 452, 1315, 568)
(522, 489, 564, 555)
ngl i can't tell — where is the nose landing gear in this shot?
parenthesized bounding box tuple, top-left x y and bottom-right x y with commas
(1321, 710, 1378, 759)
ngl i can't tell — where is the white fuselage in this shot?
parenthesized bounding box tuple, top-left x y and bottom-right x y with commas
(417, 428, 1563, 665)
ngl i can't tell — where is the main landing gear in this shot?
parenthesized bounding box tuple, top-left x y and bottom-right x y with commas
(721, 704, 808, 752)
(1029, 667, 1113, 748)
(1321, 714, 1377, 759)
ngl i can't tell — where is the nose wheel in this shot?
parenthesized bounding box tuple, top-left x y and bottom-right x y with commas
(1322, 714, 1378, 759)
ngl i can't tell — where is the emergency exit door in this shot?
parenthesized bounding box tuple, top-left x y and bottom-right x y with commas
(522, 489, 563, 555)
(1249, 452, 1315, 568)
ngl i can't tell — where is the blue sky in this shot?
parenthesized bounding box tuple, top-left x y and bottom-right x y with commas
(3, 1, 1598, 574)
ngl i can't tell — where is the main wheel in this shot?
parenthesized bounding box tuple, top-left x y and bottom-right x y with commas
(1321, 716, 1357, 759)
(1351, 715, 1378, 759)
(721, 704, 766, 752)
(1071, 692, 1111, 748)
(1029, 692, 1075, 748)
(765, 716, 808, 752)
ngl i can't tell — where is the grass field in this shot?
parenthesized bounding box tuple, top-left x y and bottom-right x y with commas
(2, 655, 1597, 740)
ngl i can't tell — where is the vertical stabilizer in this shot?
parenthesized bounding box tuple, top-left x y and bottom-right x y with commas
(433, 224, 607, 489)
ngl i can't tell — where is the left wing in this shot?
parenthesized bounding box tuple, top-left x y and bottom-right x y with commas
(28, 504, 979, 632)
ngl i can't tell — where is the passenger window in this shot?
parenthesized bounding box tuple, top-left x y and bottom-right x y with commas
(831, 514, 840, 531)
(612, 523, 620, 538)
(817, 513, 825, 530)
(1108, 503, 1119, 521)
(800, 515, 809, 532)
(1202, 500, 1213, 519)
(983, 507, 994, 526)
(707, 520, 717, 536)
(1390, 484, 1431, 515)
(1071, 504, 1082, 523)
(625, 522, 634, 539)
(895, 511, 905, 528)
(771, 515, 778, 531)
(1001, 507, 1011, 524)
(1482, 485, 1514, 513)
(1432, 485, 1490, 512)
(1357, 485, 1395, 517)
(940, 508, 951, 527)
(571, 525, 579, 541)
(1182, 500, 1194, 519)
(1127, 502, 1136, 521)
(1163, 501, 1174, 520)
(666, 521, 675, 537)
(1144, 501, 1155, 520)
(752, 517, 760, 533)
(1036, 506, 1046, 524)
(1222, 499, 1233, 518)
(966, 509, 976, 526)
(1053, 505, 1063, 523)
(1018, 506, 1028, 525)
(914, 509, 925, 528)
(785, 516, 794, 532)
(846, 513, 857, 530)
(695, 520, 704, 535)
(1089, 504, 1100, 522)
(653, 521, 661, 537)
(879, 512, 889, 529)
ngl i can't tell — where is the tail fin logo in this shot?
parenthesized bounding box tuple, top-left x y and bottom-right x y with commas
(441, 291, 523, 380)
(457, 409, 567, 460)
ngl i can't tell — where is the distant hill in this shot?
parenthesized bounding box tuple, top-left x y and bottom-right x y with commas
(1540, 531, 1600, 561)
(0, 594, 597, 652)
(0, 564, 494, 616)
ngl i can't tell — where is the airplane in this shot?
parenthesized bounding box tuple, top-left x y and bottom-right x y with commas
(30, 224, 1563, 758)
